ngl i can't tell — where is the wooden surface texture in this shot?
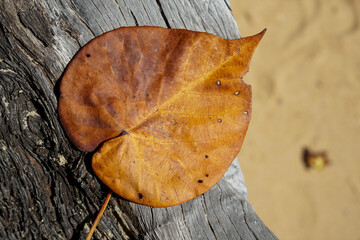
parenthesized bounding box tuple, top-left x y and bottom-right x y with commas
(0, 0, 277, 239)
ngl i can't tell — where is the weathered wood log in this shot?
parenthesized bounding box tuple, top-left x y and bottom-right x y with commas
(0, 0, 278, 239)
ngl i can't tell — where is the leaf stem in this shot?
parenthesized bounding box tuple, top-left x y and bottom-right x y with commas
(86, 189, 113, 240)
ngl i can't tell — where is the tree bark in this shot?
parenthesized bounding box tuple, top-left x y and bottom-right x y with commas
(0, 0, 277, 239)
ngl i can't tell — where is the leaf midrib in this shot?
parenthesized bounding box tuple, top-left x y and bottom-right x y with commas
(127, 50, 242, 133)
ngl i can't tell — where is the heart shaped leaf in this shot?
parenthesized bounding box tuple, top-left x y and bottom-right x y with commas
(59, 26, 265, 207)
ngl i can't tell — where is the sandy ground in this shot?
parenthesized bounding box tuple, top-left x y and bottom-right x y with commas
(229, 0, 360, 239)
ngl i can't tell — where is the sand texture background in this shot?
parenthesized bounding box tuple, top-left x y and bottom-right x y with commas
(230, 0, 360, 239)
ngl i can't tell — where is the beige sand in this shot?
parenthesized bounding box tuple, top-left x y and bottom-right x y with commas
(230, 0, 360, 239)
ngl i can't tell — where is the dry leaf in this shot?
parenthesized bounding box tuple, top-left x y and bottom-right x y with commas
(59, 26, 265, 207)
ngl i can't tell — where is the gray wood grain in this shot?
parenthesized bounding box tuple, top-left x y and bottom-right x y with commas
(0, 0, 277, 239)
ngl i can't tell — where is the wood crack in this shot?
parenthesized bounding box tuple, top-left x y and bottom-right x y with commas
(68, 0, 96, 37)
(180, 204, 192, 239)
(200, 196, 217, 239)
(155, 0, 171, 28)
(129, 10, 139, 26)
(240, 201, 259, 240)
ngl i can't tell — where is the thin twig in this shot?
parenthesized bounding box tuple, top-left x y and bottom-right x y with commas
(86, 190, 113, 240)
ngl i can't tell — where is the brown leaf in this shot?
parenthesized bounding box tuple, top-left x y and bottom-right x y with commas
(58, 26, 265, 207)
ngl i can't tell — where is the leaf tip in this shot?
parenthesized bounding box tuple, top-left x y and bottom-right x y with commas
(255, 28, 267, 41)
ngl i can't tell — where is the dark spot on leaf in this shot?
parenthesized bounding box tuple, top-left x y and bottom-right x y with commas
(205, 155, 209, 158)
(198, 180, 203, 183)
(119, 130, 128, 136)
(205, 174, 209, 177)
(132, 95, 136, 99)
(237, 49, 240, 53)
(86, 54, 91, 57)
(138, 193, 143, 199)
